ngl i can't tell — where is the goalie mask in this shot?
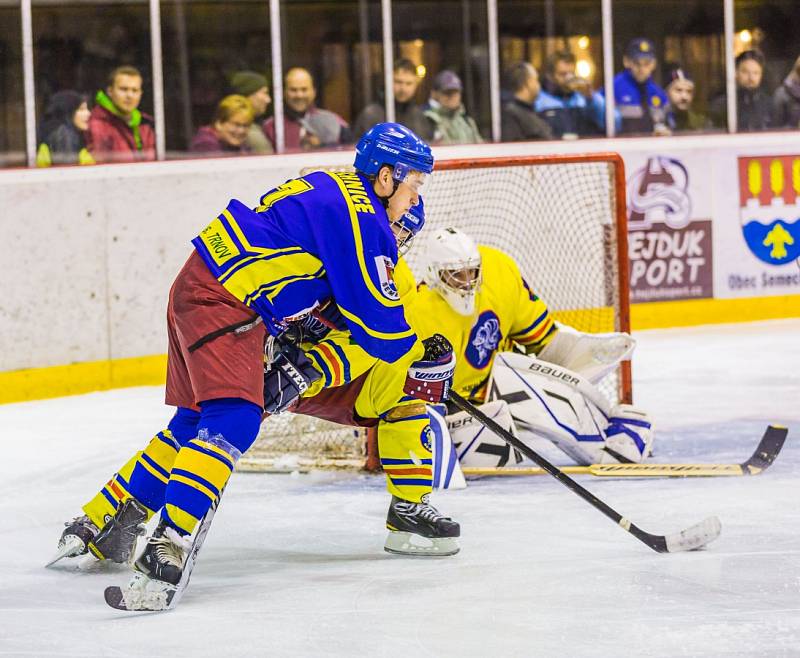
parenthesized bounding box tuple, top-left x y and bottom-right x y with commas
(424, 227, 482, 316)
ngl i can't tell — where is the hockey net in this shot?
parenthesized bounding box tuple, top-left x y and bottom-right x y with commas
(239, 153, 630, 472)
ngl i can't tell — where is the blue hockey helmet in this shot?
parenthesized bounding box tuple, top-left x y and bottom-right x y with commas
(354, 123, 434, 186)
(392, 197, 426, 256)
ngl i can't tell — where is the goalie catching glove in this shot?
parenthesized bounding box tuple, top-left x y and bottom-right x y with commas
(403, 334, 456, 403)
(263, 342, 322, 414)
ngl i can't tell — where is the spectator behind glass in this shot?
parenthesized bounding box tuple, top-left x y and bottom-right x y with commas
(229, 71, 274, 154)
(501, 62, 553, 142)
(665, 67, 711, 133)
(711, 50, 772, 132)
(190, 95, 255, 156)
(352, 59, 432, 141)
(263, 67, 352, 151)
(36, 90, 95, 167)
(423, 70, 483, 145)
(604, 38, 668, 135)
(772, 55, 800, 129)
(536, 51, 604, 138)
(87, 65, 156, 163)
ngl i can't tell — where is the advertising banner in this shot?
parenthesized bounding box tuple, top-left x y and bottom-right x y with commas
(624, 154, 714, 303)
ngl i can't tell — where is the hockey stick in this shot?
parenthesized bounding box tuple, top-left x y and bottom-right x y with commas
(449, 391, 721, 553)
(462, 425, 788, 478)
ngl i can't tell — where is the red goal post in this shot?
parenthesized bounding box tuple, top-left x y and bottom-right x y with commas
(239, 152, 631, 472)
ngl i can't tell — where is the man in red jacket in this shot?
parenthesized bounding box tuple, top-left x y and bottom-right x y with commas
(87, 66, 156, 163)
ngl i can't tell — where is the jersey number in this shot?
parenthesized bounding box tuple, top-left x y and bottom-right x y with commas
(254, 178, 314, 213)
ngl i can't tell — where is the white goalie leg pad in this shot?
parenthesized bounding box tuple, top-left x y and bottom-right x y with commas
(444, 399, 524, 468)
(603, 403, 655, 464)
(536, 323, 636, 384)
(427, 405, 466, 490)
(486, 352, 654, 465)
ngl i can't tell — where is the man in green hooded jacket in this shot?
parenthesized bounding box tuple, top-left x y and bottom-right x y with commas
(87, 65, 156, 163)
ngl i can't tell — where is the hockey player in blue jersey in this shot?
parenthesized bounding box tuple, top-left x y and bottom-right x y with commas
(51, 124, 459, 605)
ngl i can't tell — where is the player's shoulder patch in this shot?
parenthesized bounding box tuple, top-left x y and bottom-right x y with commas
(466, 310, 502, 369)
(374, 255, 400, 301)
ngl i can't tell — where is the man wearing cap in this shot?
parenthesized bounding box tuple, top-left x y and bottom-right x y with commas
(665, 66, 711, 133)
(229, 71, 274, 154)
(606, 38, 668, 135)
(423, 70, 483, 145)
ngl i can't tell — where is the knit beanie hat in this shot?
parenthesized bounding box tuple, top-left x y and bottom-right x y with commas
(230, 71, 269, 97)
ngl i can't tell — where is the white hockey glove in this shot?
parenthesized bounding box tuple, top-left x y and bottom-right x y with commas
(487, 351, 654, 465)
(536, 323, 636, 384)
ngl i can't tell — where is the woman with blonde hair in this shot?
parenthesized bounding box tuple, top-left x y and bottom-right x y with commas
(190, 94, 255, 155)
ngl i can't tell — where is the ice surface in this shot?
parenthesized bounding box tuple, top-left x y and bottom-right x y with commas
(0, 319, 798, 657)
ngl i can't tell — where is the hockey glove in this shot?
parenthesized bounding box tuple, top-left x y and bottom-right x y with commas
(403, 333, 456, 403)
(264, 343, 323, 414)
(284, 301, 347, 344)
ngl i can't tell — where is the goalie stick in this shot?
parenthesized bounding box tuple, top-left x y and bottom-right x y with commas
(462, 425, 788, 478)
(449, 391, 721, 554)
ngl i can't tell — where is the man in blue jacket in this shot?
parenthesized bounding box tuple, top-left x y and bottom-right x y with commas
(607, 38, 669, 135)
(535, 50, 605, 138)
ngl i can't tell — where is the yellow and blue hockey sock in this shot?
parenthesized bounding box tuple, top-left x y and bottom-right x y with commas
(378, 406, 435, 503)
(161, 398, 262, 536)
(82, 407, 200, 527)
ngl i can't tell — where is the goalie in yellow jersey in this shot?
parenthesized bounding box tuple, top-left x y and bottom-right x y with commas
(409, 227, 654, 470)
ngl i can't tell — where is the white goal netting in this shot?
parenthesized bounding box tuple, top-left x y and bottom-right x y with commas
(239, 154, 630, 472)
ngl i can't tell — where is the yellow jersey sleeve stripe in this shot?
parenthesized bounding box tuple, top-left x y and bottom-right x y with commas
(338, 304, 417, 341)
(222, 252, 324, 307)
(222, 209, 306, 258)
(325, 172, 402, 309)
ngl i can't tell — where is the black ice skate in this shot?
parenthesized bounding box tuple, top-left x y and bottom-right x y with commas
(46, 515, 99, 566)
(89, 498, 148, 563)
(385, 494, 460, 556)
(134, 519, 189, 586)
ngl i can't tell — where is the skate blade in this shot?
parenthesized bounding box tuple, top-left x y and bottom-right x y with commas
(105, 571, 177, 611)
(384, 531, 460, 557)
(45, 536, 86, 568)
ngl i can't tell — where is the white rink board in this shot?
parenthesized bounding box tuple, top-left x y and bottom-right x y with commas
(2, 132, 800, 372)
(0, 320, 798, 657)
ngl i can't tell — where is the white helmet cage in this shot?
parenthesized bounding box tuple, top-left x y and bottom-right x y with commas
(423, 227, 482, 316)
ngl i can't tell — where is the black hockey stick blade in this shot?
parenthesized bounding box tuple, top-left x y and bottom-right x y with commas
(449, 391, 721, 554)
(740, 425, 788, 474)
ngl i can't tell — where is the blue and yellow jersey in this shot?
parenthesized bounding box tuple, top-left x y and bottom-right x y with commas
(408, 245, 556, 401)
(302, 256, 420, 398)
(192, 170, 421, 364)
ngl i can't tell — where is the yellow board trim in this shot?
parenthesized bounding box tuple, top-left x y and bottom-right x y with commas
(0, 354, 167, 404)
(1, 295, 797, 405)
(630, 294, 800, 330)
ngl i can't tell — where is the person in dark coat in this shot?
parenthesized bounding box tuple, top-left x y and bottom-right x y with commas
(190, 95, 254, 156)
(501, 62, 554, 142)
(353, 59, 432, 141)
(36, 90, 95, 166)
(710, 50, 772, 132)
